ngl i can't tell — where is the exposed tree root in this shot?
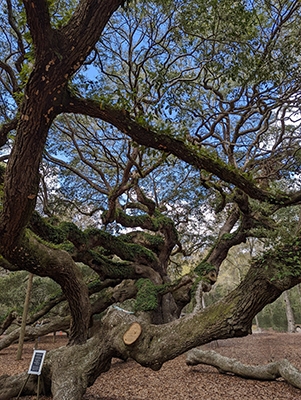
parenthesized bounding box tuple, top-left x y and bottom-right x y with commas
(1, 261, 300, 400)
(186, 348, 301, 389)
(0, 372, 38, 400)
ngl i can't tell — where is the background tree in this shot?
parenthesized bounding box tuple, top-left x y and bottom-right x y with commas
(1, 0, 301, 399)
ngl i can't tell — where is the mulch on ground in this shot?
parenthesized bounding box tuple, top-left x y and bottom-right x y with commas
(1, 332, 301, 399)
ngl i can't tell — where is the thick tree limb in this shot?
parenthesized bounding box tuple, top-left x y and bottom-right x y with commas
(23, 0, 52, 53)
(0, 256, 18, 271)
(102, 268, 300, 372)
(1, 256, 301, 399)
(64, 95, 301, 207)
(0, 0, 125, 345)
(0, 60, 19, 94)
(60, 0, 123, 76)
(0, 279, 137, 351)
(0, 372, 37, 400)
(206, 209, 255, 272)
(186, 348, 301, 389)
(0, 311, 17, 336)
(1, 234, 91, 345)
(0, 316, 70, 351)
(0, 118, 18, 147)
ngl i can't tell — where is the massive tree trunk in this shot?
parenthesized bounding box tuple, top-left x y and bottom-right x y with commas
(1, 258, 300, 399)
(1, 1, 301, 398)
(0, 0, 124, 345)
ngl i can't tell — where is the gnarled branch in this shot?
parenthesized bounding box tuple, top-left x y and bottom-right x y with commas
(186, 348, 301, 390)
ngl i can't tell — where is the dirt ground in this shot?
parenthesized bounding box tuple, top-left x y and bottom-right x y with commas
(1, 331, 301, 399)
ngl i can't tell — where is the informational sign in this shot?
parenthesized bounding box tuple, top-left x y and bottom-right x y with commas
(28, 350, 46, 376)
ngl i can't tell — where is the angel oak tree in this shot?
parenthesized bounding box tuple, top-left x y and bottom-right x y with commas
(1, 0, 301, 399)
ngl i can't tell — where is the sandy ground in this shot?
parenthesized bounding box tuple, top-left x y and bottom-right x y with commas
(1, 332, 301, 399)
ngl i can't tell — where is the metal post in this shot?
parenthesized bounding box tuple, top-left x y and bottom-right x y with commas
(37, 374, 41, 400)
(16, 375, 30, 399)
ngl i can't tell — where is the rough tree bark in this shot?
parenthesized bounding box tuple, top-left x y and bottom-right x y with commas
(0, 278, 139, 351)
(65, 93, 301, 207)
(0, 0, 125, 345)
(1, 258, 301, 399)
(1, 1, 301, 398)
(186, 348, 301, 389)
(0, 311, 17, 336)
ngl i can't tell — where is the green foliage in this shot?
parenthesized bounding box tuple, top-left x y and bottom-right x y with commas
(0, 271, 27, 318)
(30, 213, 67, 244)
(0, 270, 61, 322)
(256, 296, 288, 331)
(113, 209, 151, 228)
(0, 163, 5, 181)
(118, 238, 158, 264)
(221, 233, 235, 241)
(76, 262, 99, 284)
(56, 241, 75, 253)
(47, 0, 78, 28)
(61, 221, 87, 245)
(256, 237, 301, 280)
(92, 252, 135, 279)
(1, 0, 301, 334)
(135, 279, 160, 311)
(194, 261, 215, 277)
(256, 288, 301, 332)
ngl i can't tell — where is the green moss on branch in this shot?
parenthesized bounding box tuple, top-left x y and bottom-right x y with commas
(135, 279, 160, 311)
(91, 253, 135, 279)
